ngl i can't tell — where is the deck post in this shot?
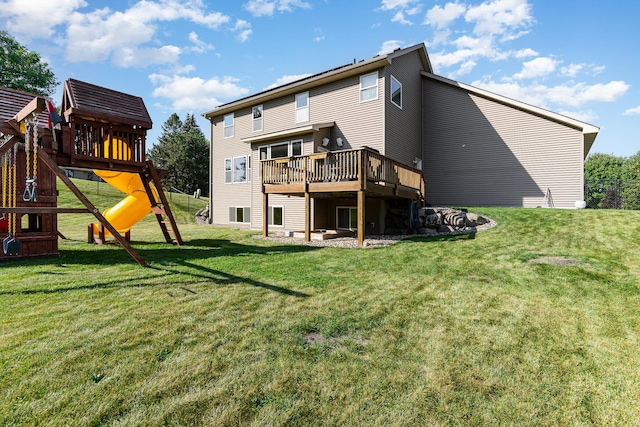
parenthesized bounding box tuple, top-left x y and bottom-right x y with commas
(357, 190, 365, 247)
(262, 192, 269, 237)
(305, 191, 311, 242)
(304, 158, 311, 242)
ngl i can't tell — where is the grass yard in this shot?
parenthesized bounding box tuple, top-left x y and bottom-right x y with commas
(1, 180, 639, 426)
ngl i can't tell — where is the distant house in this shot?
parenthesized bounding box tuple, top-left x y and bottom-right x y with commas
(203, 43, 598, 243)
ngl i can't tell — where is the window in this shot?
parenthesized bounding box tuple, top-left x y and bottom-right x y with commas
(270, 142, 289, 159)
(295, 92, 309, 123)
(258, 140, 304, 162)
(337, 207, 357, 230)
(268, 206, 284, 227)
(225, 155, 249, 183)
(291, 140, 302, 156)
(223, 113, 234, 138)
(391, 75, 402, 109)
(229, 207, 251, 223)
(224, 158, 232, 183)
(252, 105, 263, 132)
(360, 72, 378, 102)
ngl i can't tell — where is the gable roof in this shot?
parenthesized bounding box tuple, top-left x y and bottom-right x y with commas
(203, 43, 432, 119)
(422, 72, 599, 156)
(62, 78, 152, 129)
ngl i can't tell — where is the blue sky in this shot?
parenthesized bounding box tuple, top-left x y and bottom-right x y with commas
(1, 0, 638, 156)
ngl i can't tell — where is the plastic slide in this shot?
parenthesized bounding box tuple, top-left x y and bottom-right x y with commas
(92, 169, 157, 236)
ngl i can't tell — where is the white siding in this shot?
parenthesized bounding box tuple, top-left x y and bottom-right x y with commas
(423, 78, 585, 208)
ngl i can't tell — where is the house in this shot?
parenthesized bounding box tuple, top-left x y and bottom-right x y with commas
(203, 43, 598, 244)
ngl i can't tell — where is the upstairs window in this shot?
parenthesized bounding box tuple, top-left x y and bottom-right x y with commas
(295, 92, 309, 123)
(252, 105, 263, 132)
(223, 113, 234, 138)
(391, 75, 402, 109)
(360, 72, 378, 102)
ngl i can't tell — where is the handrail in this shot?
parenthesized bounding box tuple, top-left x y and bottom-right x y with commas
(261, 147, 423, 194)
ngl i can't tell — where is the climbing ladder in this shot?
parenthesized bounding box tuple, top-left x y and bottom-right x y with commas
(141, 160, 183, 246)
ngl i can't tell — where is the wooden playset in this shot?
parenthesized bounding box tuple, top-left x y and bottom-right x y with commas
(0, 79, 182, 266)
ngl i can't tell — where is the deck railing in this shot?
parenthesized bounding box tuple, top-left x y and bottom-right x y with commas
(261, 147, 424, 194)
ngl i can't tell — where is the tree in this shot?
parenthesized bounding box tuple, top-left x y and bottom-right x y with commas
(584, 153, 625, 208)
(148, 113, 209, 196)
(621, 151, 640, 210)
(0, 31, 58, 96)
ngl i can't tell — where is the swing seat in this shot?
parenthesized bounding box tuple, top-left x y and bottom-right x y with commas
(3, 235, 20, 255)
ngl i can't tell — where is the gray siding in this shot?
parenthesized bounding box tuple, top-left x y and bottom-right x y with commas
(384, 51, 424, 166)
(422, 77, 585, 208)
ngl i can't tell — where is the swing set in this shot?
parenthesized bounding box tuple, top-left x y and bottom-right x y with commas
(0, 80, 183, 266)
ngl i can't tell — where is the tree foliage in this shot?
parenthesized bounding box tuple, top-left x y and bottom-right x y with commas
(585, 151, 640, 209)
(0, 31, 58, 96)
(147, 113, 209, 196)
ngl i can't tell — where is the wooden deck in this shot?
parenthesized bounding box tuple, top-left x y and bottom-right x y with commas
(261, 148, 425, 245)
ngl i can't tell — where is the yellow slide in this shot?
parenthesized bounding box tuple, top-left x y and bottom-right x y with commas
(92, 170, 157, 236)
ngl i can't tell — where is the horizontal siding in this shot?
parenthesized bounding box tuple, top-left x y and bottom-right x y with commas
(423, 78, 584, 208)
(384, 51, 424, 166)
(210, 69, 386, 229)
(210, 116, 253, 225)
(250, 135, 313, 231)
(310, 73, 384, 153)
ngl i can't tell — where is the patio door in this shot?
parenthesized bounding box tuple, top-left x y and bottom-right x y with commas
(337, 207, 357, 231)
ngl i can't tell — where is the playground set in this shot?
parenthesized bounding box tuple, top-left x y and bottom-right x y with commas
(0, 79, 183, 266)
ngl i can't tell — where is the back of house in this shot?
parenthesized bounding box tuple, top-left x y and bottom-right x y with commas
(203, 43, 598, 235)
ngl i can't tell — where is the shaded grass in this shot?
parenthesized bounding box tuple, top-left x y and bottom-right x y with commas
(1, 205, 639, 426)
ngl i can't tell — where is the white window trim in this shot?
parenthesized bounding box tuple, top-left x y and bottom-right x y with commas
(336, 206, 358, 231)
(295, 92, 309, 123)
(223, 113, 234, 138)
(252, 105, 263, 132)
(268, 206, 285, 227)
(229, 206, 251, 224)
(258, 140, 304, 160)
(390, 75, 402, 109)
(360, 72, 378, 103)
(224, 155, 250, 184)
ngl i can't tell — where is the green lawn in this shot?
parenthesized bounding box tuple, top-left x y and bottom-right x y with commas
(1, 183, 639, 426)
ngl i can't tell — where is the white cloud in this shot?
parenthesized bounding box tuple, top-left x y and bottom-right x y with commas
(424, 2, 466, 28)
(263, 74, 313, 90)
(378, 40, 404, 55)
(244, 0, 310, 17)
(465, 0, 534, 38)
(561, 63, 606, 77)
(0, 0, 87, 39)
(379, 0, 421, 24)
(380, 0, 419, 11)
(392, 11, 412, 25)
(188, 32, 214, 54)
(471, 78, 630, 109)
(424, 0, 535, 72)
(512, 57, 558, 80)
(237, 29, 253, 43)
(624, 106, 640, 116)
(233, 20, 252, 43)
(150, 73, 250, 110)
(514, 48, 538, 58)
(1, 0, 231, 67)
(244, 0, 275, 16)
